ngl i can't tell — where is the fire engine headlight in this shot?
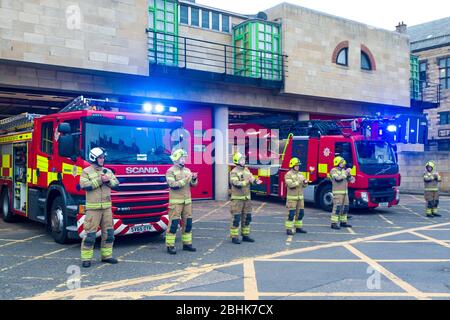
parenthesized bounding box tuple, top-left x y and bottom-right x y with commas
(361, 192, 369, 203)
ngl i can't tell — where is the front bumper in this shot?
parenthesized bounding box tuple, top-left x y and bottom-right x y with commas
(352, 188, 400, 209)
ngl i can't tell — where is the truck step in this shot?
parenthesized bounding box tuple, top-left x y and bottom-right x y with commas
(36, 215, 45, 222)
(66, 226, 78, 232)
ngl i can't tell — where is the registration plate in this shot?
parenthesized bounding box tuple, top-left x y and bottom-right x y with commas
(130, 225, 153, 234)
(379, 202, 389, 208)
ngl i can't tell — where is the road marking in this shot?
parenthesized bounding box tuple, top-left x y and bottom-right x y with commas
(243, 259, 259, 300)
(408, 231, 450, 249)
(257, 258, 450, 263)
(343, 243, 429, 300)
(378, 214, 395, 225)
(28, 221, 450, 300)
(255, 202, 267, 213)
(0, 234, 46, 248)
(347, 228, 356, 235)
(193, 201, 230, 223)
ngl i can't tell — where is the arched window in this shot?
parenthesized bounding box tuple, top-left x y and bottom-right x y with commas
(361, 51, 372, 70)
(336, 48, 348, 66)
(332, 41, 349, 66)
(360, 45, 376, 71)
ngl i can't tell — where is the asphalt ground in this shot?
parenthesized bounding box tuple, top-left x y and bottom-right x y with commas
(0, 194, 449, 300)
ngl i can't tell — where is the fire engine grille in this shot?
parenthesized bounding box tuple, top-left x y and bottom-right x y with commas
(111, 175, 169, 222)
(369, 189, 396, 204)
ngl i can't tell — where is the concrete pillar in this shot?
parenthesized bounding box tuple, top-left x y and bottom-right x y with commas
(298, 112, 309, 121)
(214, 105, 229, 200)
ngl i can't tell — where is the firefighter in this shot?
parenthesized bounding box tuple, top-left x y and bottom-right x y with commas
(229, 152, 262, 244)
(165, 148, 198, 255)
(284, 157, 308, 235)
(330, 156, 354, 230)
(424, 161, 442, 218)
(79, 147, 120, 268)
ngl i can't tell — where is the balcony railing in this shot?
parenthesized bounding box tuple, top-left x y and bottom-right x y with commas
(410, 79, 441, 109)
(146, 29, 288, 87)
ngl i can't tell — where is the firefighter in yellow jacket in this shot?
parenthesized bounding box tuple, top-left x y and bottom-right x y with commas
(330, 156, 354, 230)
(79, 147, 120, 268)
(229, 153, 262, 244)
(284, 158, 308, 235)
(424, 161, 442, 218)
(165, 149, 198, 255)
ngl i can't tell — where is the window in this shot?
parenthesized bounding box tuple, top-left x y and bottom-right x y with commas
(440, 112, 450, 125)
(212, 12, 220, 31)
(191, 7, 199, 26)
(361, 51, 372, 70)
(419, 61, 427, 82)
(336, 48, 348, 66)
(41, 122, 54, 155)
(222, 15, 230, 33)
(202, 10, 210, 28)
(335, 142, 353, 167)
(180, 4, 188, 24)
(439, 57, 450, 89)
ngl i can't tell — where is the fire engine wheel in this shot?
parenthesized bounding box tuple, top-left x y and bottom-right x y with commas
(318, 185, 334, 212)
(1, 189, 17, 222)
(50, 196, 69, 244)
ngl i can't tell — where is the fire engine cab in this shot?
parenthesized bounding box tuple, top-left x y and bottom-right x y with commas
(0, 96, 184, 243)
(230, 117, 403, 211)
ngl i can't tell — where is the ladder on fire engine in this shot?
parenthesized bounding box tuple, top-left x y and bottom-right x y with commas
(59, 96, 142, 113)
(0, 113, 42, 134)
(265, 120, 345, 139)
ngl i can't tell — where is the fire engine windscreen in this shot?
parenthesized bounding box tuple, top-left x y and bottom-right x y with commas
(84, 123, 174, 164)
(355, 141, 396, 165)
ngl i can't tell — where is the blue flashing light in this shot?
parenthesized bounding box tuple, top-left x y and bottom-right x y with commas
(143, 102, 153, 113)
(387, 125, 397, 133)
(169, 107, 178, 113)
(155, 104, 165, 113)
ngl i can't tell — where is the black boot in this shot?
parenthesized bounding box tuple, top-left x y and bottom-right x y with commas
(331, 223, 341, 230)
(183, 244, 197, 252)
(167, 246, 177, 255)
(433, 212, 442, 217)
(296, 228, 307, 234)
(232, 237, 241, 244)
(242, 235, 255, 243)
(82, 261, 91, 268)
(340, 222, 352, 228)
(286, 229, 294, 236)
(101, 258, 118, 264)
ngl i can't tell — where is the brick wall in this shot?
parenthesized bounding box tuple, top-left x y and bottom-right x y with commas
(0, 0, 148, 75)
(398, 151, 450, 194)
(266, 3, 411, 108)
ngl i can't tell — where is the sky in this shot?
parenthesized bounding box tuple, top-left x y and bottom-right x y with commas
(196, 0, 450, 31)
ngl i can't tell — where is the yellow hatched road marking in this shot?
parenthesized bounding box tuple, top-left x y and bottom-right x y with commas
(243, 259, 259, 300)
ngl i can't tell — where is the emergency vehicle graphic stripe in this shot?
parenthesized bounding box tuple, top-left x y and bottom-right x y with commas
(36, 155, 49, 172)
(318, 163, 328, 174)
(0, 132, 32, 144)
(0, 154, 12, 178)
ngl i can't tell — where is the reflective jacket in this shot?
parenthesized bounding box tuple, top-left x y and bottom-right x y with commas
(79, 165, 119, 210)
(166, 165, 198, 205)
(424, 170, 441, 192)
(285, 169, 308, 201)
(230, 166, 254, 200)
(330, 167, 351, 195)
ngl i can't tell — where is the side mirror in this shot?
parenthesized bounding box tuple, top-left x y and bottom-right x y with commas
(58, 135, 75, 158)
(58, 123, 71, 134)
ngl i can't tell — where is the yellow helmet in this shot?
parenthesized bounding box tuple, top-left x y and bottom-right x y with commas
(170, 149, 187, 162)
(289, 157, 300, 168)
(425, 161, 436, 170)
(233, 152, 245, 165)
(334, 156, 346, 167)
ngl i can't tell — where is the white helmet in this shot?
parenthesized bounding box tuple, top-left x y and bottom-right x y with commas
(89, 147, 107, 163)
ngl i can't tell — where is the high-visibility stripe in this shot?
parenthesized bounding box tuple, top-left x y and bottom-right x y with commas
(339, 215, 348, 222)
(231, 195, 250, 200)
(2, 154, 11, 168)
(333, 190, 347, 195)
(242, 227, 250, 236)
(350, 166, 357, 176)
(62, 163, 81, 177)
(258, 168, 271, 178)
(165, 233, 176, 246)
(287, 195, 304, 201)
(285, 221, 294, 229)
(47, 172, 58, 186)
(318, 163, 328, 174)
(230, 228, 239, 237)
(295, 220, 303, 228)
(425, 188, 439, 192)
(169, 198, 192, 205)
(32, 170, 38, 184)
(36, 155, 49, 173)
(0, 132, 32, 144)
(86, 202, 112, 209)
(100, 247, 113, 258)
(81, 249, 94, 261)
(331, 215, 339, 223)
(182, 233, 192, 244)
(27, 168, 32, 183)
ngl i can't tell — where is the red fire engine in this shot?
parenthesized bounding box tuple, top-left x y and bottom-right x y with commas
(230, 117, 402, 211)
(0, 96, 186, 243)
